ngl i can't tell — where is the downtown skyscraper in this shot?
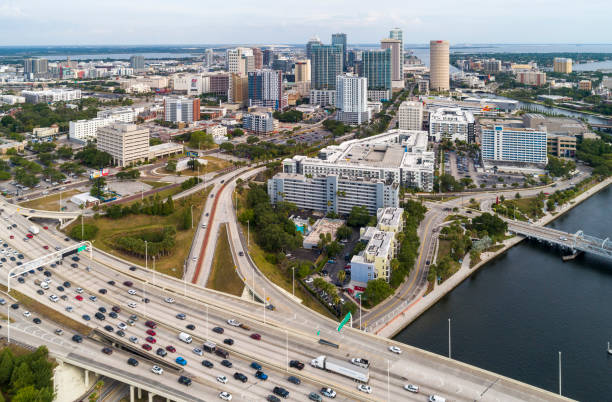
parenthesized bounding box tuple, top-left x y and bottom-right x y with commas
(310, 44, 343, 90)
(331, 33, 348, 71)
(361, 49, 392, 91)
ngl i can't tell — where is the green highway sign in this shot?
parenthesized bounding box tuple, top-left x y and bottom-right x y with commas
(77, 245, 87, 253)
(337, 312, 351, 332)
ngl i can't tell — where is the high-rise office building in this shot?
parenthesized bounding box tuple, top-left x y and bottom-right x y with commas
(226, 48, 254, 75)
(263, 49, 274, 67)
(361, 49, 392, 91)
(398, 101, 423, 131)
(251, 48, 263, 70)
(229, 73, 248, 106)
(429, 40, 450, 91)
(23, 58, 48, 75)
(481, 125, 547, 165)
(335, 74, 370, 125)
(306, 36, 322, 60)
(347, 50, 362, 70)
(310, 44, 343, 90)
(553, 57, 572, 74)
(294, 60, 311, 83)
(380, 38, 402, 81)
(331, 33, 348, 71)
(389, 28, 403, 74)
(163, 97, 201, 123)
(130, 55, 145, 71)
(247, 69, 285, 110)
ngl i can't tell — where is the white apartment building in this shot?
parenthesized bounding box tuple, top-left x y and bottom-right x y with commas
(398, 101, 423, 131)
(96, 123, 149, 167)
(243, 112, 275, 134)
(280, 129, 435, 192)
(429, 107, 475, 143)
(335, 74, 370, 125)
(21, 89, 82, 104)
(481, 125, 547, 165)
(97, 107, 140, 123)
(309, 89, 336, 106)
(367, 89, 391, 102)
(69, 117, 114, 141)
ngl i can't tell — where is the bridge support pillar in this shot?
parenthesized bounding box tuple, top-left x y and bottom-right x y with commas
(148, 392, 154, 402)
(129, 385, 135, 402)
(84, 369, 89, 388)
(137, 387, 142, 399)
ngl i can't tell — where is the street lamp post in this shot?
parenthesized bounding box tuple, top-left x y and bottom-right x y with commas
(247, 220, 250, 247)
(448, 318, 452, 359)
(152, 256, 156, 285)
(81, 214, 84, 240)
(144, 240, 147, 314)
(558, 351, 562, 395)
(291, 266, 295, 297)
(191, 205, 193, 229)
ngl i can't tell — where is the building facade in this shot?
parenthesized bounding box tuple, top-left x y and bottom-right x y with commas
(335, 74, 370, 125)
(429, 40, 450, 91)
(251, 48, 263, 70)
(96, 123, 149, 167)
(306, 36, 322, 60)
(310, 89, 336, 106)
(243, 112, 275, 134)
(295, 60, 311, 83)
(547, 134, 576, 158)
(398, 101, 423, 131)
(163, 97, 201, 123)
(428, 107, 475, 143)
(21, 89, 81, 104)
(130, 55, 145, 71)
(361, 49, 392, 92)
(310, 44, 343, 90)
(24, 58, 48, 76)
(226, 48, 254, 75)
(69, 117, 114, 141)
(331, 33, 348, 71)
(247, 69, 285, 110)
(553, 58, 572, 74)
(481, 125, 547, 165)
(389, 28, 403, 70)
(380, 38, 402, 82)
(515, 71, 547, 86)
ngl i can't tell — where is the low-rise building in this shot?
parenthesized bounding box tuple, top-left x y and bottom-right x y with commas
(367, 89, 390, 102)
(21, 88, 82, 103)
(547, 134, 576, 158)
(32, 126, 59, 138)
(310, 89, 336, 107)
(578, 80, 592, 91)
(350, 229, 396, 283)
(514, 71, 546, 86)
(428, 107, 475, 143)
(302, 218, 345, 249)
(148, 142, 184, 160)
(69, 117, 115, 141)
(96, 123, 149, 167)
(243, 112, 275, 134)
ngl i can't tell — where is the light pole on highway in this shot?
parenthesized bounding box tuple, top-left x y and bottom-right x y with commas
(152, 256, 156, 285)
(247, 220, 250, 247)
(359, 294, 362, 330)
(190, 204, 193, 229)
(291, 266, 295, 297)
(144, 240, 147, 314)
(81, 214, 84, 240)
(448, 317, 452, 359)
(558, 351, 562, 395)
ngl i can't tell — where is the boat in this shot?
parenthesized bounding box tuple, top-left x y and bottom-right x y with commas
(608, 342, 612, 355)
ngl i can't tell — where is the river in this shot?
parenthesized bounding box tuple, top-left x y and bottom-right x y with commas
(394, 184, 612, 401)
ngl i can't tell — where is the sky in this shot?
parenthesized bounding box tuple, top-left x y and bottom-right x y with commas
(0, 0, 611, 46)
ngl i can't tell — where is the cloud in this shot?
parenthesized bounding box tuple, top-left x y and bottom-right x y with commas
(0, 1, 24, 18)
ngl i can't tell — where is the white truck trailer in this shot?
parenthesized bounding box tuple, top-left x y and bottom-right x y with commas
(310, 355, 369, 383)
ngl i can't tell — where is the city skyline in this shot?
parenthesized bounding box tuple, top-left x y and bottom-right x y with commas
(0, 0, 611, 45)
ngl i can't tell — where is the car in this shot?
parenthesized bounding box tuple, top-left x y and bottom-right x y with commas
(164, 297, 175, 303)
(36, 289, 44, 295)
(63, 281, 71, 288)
(123, 281, 133, 287)
(266, 304, 276, 311)
(9, 235, 13, 239)
(404, 384, 419, 393)
(33, 318, 41, 324)
(287, 376, 301, 385)
(55, 328, 64, 336)
(273, 387, 289, 399)
(250, 333, 261, 340)
(127, 358, 139, 367)
(65, 306, 73, 313)
(289, 360, 304, 370)
(109, 312, 118, 319)
(221, 359, 232, 368)
(98, 307, 107, 313)
(176, 313, 186, 320)
(127, 302, 137, 308)
(238, 251, 244, 256)
(175, 357, 187, 366)
(144, 335, 156, 343)
(218, 392, 232, 401)
(43, 245, 49, 250)
(130, 314, 138, 321)
(267, 396, 281, 402)
(193, 348, 203, 356)
(357, 384, 372, 394)
(127, 319, 135, 326)
(107, 280, 115, 286)
(250, 361, 262, 370)
(23, 311, 31, 318)
(112, 306, 121, 313)
(212, 326, 224, 334)
(129, 266, 137, 271)
(43, 270, 51, 277)
(145, 329, 156, 336)
(151, 365, 163, 375)
(389, 345, 402, 354)
(234, 372, 248, 383)
(308, 392, 323, 402)
(70, 263, 78, 268)
(202, 359, 213, 368)
(104, 325, 114, 332)
(128, 289, 136, 295)
(129, 336, 138, 344)
(16, 277, 25, 284)
(101, 347, 113, 355)
(350, 358, 370, 368)
(227, 319, 240, 327)
(99, 289, 107, 294)
(142, 298, 150, 304)
(95, 312, 105, 321)
(186, 324, 196, 330)
(217, 375, 228, 384)
(72, 334, 83, 343)
(142, 344, 152, 351)
(320, 388, 336, 398)
(166, 345, 176, 353)
(75, 287, 83, 294)
(223, 338, 234, 346)
(145, 320, 157, 329)
(10, 303, 18, 310)
(64, 237, 70, 241)
(116, 330, 125, 337)
(255, 370, 268, 380)
(177, 376, 192, 387)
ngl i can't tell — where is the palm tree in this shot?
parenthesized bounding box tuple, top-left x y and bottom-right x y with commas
(337, 270, 346, 284)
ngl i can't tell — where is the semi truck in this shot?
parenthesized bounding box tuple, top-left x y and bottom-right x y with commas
(28, 225, 40, 235)
(310, 355, 369, 383)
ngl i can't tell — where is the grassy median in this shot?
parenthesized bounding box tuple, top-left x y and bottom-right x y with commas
(20, 190, 80, 211)
(206, 224, 244, 296)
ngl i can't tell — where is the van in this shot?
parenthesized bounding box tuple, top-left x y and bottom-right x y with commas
(203, 341, 216, 353)
(215, 348, 229, 358)
(40, 282, 49, 290)
(178, 332, 192, 344)
(429, 396, 446, 402)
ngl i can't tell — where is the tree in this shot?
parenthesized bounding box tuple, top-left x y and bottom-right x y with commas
(337, 270, 346, 284)
(90, 177, 106, 198)
(363, 279, 392, 307)
(75, 146, 112, 168)
(220, 142, 234, 152)
(325, 240, 342, 257)
(181, 207, 192, 230)
(189, 131, 215, 150)
(347, 206, 370, 227)
(0, 348, 14, 385)
(336, 225, 352, 240)
(165, 159, 177, 172)
(246, 135, 260, 144)
(69, 223, 98, 240)
(232, 128, 244, 137)
(55, 145, 73, 159)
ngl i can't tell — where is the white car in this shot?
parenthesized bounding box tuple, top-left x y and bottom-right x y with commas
(304, 277, 314, 284)
(129, 336, 138, 344)
(65, 306, 73, 313)
(357, 384, 372, 394)
(164, 297, 175, 304)
(193, 348, 203, 356)
(128, 289, 137, 295)
(321, 388, 336, 398)
(55, 328, 64, 336)
(48, 294, 59, 303)
(218, 392, 232, 401)
(23, 311, 31, 318)
(227, 319, 240, 327)
(118, 322, 127, 330)
(151, 365, 163, 375)
(75, 288, 83, 294)
(217, 375, 228, 384)
(389, 345, 402, 354)
(127, 302, 137, 308)
(404, 384, 419, 393)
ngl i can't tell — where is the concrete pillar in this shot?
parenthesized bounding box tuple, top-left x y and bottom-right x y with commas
(130, 385, 135, 402)
(84, 369, 89, 388)
(148, 392, 155, 402)
(138, 387, 142, 399)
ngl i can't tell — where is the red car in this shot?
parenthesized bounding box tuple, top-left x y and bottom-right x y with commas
(142, 344, 152, 351)
(145, 320, 157, 329)
(250, 333, 261, 340)
(26, 233, 33, 239)
(146, 329, 156, 336)
(9, 235, 13, 239)
(166, 345, 176, 353)
(145, 336, 156, 344)
(75, 295, 83, 301)
(43, 245, 49, 250)
(43, 226, 48, 230)
(112, 306, 121, 313)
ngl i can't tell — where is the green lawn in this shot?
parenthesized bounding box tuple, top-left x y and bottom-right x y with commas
(20, 189, 80, 210)
(206, 224, 244, 296)
(142, 180, 171, 189)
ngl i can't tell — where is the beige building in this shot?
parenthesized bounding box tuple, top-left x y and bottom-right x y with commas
(33, 126, 59, 138)
(547, 134, 576, 158)
(96, 123, 149, 167)
(398, 101, 423, 131)
(229, 73, 249, 106)
(578, 80, 592, 91)
(429, 40, 450, 91)
(295, 60, 311, 83)
(381, 38, 402, 81)
(553, 58, 572, 74)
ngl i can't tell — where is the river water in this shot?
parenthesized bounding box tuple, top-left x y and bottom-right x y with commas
(394, 185, 612, 401)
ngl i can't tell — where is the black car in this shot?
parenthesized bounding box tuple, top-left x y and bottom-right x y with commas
(127, 358, 139, 366)
(82, 314, 91, 321)
(156, 348, 167, 357)
(43, 271, 51, 277)
(72, 256, 80, 262)
(60, 295, 67, 301)
(201, 359, 213, 368)
(72, 334, 83, 343)
(33, 318, 41, 324)
(64, 237, 70, 241)
(142, 298, 150, 304)
(10, 303, 18, 310)
(99, 289, 107, 294)
(273, 387, 289, 399)
(56, 286, 64, 292)
(112, 306, 121, 313)
(267, 396, 281, 402)
(287, 376, 301, 385)
(234, 372, 248, 383)
(104, 325, 114, 332)
(37, 267, 43, 272)
(98, 307, 107, 313)
(94, 312, 105, 320)
(63, 281, 71, 288)
(221, 359, 232, 368)
(129, 266, 137, 271)
(116, 330, 125, 337)
(101, 347, 113, 355)
(17, 277, 24, 284)
(36, 289, 44, 295)
(223, 338, 234, 346)
(178, 376, 192, 386)
(289, 360, 304, 370)
(109, 312, 118, 319)
(186, 324, 195, 330)
(107, 280, 115, 286)
(70, 263, 78, 268)
(212, 326, 224, 334)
